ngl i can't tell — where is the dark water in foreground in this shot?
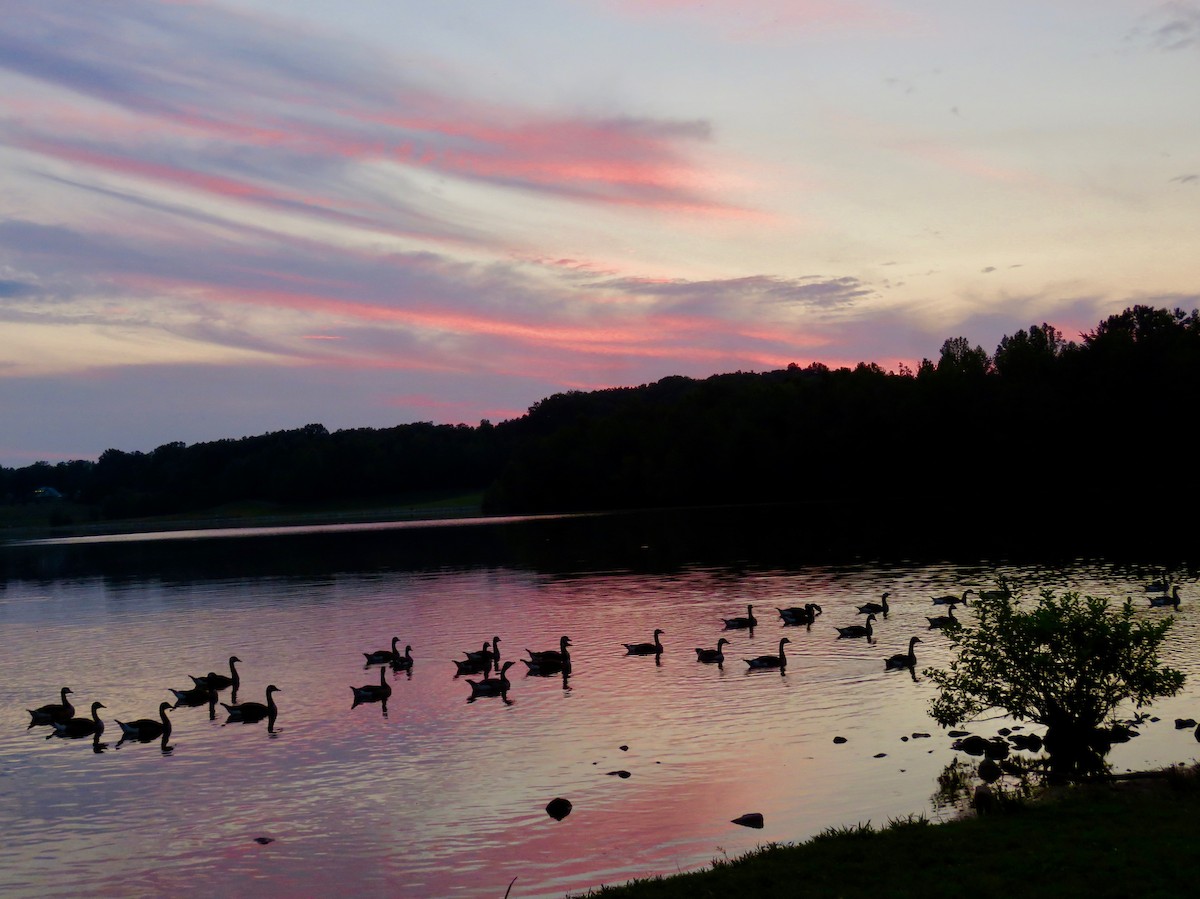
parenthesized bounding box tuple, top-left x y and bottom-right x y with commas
(2, 509, 1198, 898)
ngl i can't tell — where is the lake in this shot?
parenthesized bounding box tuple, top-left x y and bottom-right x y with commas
(2, 507, 1198, 898)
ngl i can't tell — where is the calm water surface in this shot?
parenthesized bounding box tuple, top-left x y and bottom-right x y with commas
(2, 510, 1198, 898)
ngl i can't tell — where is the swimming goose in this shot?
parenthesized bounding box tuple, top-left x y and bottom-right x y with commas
(453, 653, 492, 676)
(50, 701, 106, 739)
(467, 661, 515, 696)
(1149, 586, 1181, 609)
(722, 605, 757, 630)
(857, 592, 890, 617)
(932, 589, 973, 606)
(169, 684, 218, 708)
(885, 636, 922, 670)
(527, 636, 571, 664)
(927, 605, 958, 629)
(190, 656, 241, 691)
(465, 636, 501, 664)
(351, 667, 392, 704)
(390, 645, 414, 671)
(622, 629, 665, 655)
(117, 702, 173, 742)
(364, 638, 401, 665)
(523, 650, 570, 675)
(778, 603, 822, 626)
(835, 612, 877, 640)
(695, 638, 731, 664)
(976, 577, 1013, 601)
(1145, 578, 1170, 593)
(745, 637, 791, 670)
(222, 685, 281, 722)
(28, 686, 74, 727)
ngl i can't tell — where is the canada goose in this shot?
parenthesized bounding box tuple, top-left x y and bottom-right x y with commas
(364, 638, 401, 665)
(169, 684, 218, 709)
(223, 685, 281, 722)
(778, 603, 822, 626)
(465, 636, 500, 666)
(1145, 578, 1170, 593)
(745, 637, 791, 670)
(467, 661, 515, 696)
(351, 667, 392, 704)
(390, 645, 414, 671)
(927, 605, 958, 629)
(857, 592, 890, 616)
(453, 654, 491, 676)
(932, 589, 973, 606)
(976, 577, 1013, 601)
(28, 686, 74, 727)
(835, 613, 876, 640)
(527, 636, 571, 664)
(695, 638, 731, 664)
(117, 702, 173, 742)
(1149, 586, 1181, 609)
(523, 652, 570, 675)
(622, 629, 665, 655)
(190, 656, 241, 691)
(723, 605, 757, 629)
(50, 701, 106, 739)
(885, 636, 922, 670)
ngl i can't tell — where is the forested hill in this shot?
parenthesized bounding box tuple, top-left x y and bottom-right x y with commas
(4, 304, 1199, 553)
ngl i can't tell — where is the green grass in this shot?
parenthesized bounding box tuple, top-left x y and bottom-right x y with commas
(577, 767, 1200, 898)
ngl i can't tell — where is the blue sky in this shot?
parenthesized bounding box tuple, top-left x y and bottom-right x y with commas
(2, 1, 1198, 465)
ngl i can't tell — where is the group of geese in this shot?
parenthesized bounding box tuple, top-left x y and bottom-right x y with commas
(27, 655, 282, 750)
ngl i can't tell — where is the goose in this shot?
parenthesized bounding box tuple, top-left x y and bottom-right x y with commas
(927, 605, 958, 629)
(745, 637, 791, 670)
(464, 636, 500, 668)
(722, 605, 757, 630)
(1149, 586, 1181, 609)
(835, 612, 877, 640)
(50, 701, 106, 739)
(453, 653, 491, 676)
(857, 592, 890, 617)
(364, 638, 400, 666)
(527, 636, 571, 664)
(351, 667, 392, 704)
(390, 645, 414, 671)
(169, 684, 218, 708)
(467, 661, 515, 697)
(190, 656, 241, 691)
(976, 578, 1013, 601)
(222, 685, 281, 722)
(778, 603, 822, 626)
(117, 702, 173, 742)
(622, 629, 665, 655)
(932, 589, 973, 606)
(523, 650, 570, 675)
(885, 636, 922, 670)
(28, 686, 75, 727)
(1145, 578, 1170, 594)
(695, 638, 731, 664)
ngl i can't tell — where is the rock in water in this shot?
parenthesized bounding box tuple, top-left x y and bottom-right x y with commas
(731, 812, 764, 829)
(545, 797, 573, 821)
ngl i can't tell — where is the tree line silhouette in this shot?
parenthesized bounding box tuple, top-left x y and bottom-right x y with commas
(4, 304, 1197, 554)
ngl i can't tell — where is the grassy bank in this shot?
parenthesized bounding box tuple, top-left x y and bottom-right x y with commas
(579, 768, 1200, 898)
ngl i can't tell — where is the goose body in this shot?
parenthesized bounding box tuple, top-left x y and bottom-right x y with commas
(622, 629, 665, 655)
(390, 644, 414, 671)
(190, 656, 241, 691)
(170, 685, 217, 708)
(527, 636, 571, 664)
(857, 592, 890, 616)
(1145, 578, 1170, 594)
(51, 701, 106, 739)
(465, 636, 500, 665)
(364, 637, 400, 665)
(722, 605, 757, 630)
(885, 636, 922, 670)
(117, 702, 173, 741)
(976, 577, 1013, 601)
(453, 653, 491, 676)
(932, 589, 973, 606)
(695, 638, 731, 664)
(467, 661, 514, 696)
(223, 685, 281, 722)
(351, 667, 392, 703)
(835, 612, 876, 640)
(1149, 586, 1181, 609)
(927, 606, 958, 629)
(28, 686, 75, 727)
(745, 637, 791, 670)
(778, 603, 822, 626)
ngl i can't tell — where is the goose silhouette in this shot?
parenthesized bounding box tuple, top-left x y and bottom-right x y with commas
(836, 612, 877, 640)
(885, 636, 922, 670)
(190, 656, 241, 691)
(857, 592, 890, 616)
(28, 686, 74, 727)
(390, 645, 414, 671)
(927, 606, 958, 629)
(932, 589, 973, 607)
(695, 638, 731, 664)
(117, 702, 173, 742)
(1149, 586, 1181, 609)
(223, 685, 281, 723)
(465, 636, 501, 666)
(453, 652, 492, 676)
(364, 638, 400, 666)
(622, 629, 664, 655)
(723, 605, 757, 630)
(528, 636, 571, 664)
(351, 667, 392, 704)
(50, 701, 105, 739)
(467, 661, 515, 697)
(778, 603, 822, 626)
(745, 637, 791, 670)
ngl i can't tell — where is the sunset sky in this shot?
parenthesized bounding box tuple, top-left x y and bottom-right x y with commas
(2, 1, 1198, 466)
